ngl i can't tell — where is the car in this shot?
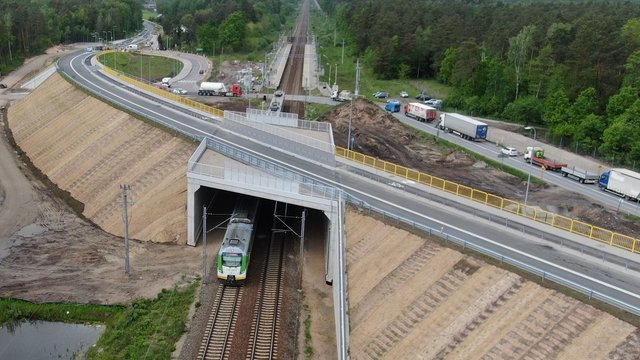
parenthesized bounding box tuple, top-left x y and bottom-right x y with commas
(270, 102, 279, 111)
(0, 83, 6, 89)
(373, 91, 388, 99)
(171, 88, 187, 95)
(424, 99, 443, 109)
(274, 89, 284, 97)
(501, 147, 518, 156)
(416, 92, 431, 101)
(400, 91, 409, 98)
(198, 69, 205, 75)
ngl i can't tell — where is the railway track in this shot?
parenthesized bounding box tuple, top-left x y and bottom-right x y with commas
(198, 285, 244, 360)
(246, 233, 286, 359)
(280, 0, 309, 117)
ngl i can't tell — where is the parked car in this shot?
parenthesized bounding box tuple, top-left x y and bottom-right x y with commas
(400, 91, 409, 98)
(274, 89, 284, 97)
(424, 99, 443, 109)
(198, 69, 205, 74)
(500, 146, 518, 156)
(373, 91, 389, 99)
(416, 92, 431, 101)
(0, 83, 7, 89)
(171, 88, 187, 95)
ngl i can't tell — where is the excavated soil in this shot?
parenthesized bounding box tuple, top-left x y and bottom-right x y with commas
(320, 99, 640, 239)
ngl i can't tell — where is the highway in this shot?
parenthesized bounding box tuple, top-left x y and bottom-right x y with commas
(389, 111, 640, 216)
(57, 50, 640, 312)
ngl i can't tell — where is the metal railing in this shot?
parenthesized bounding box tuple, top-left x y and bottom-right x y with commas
(203, 137, 337, 201)
(336, 146, 640, 254)
(225, 111, 333, 154)
(98, 51, 224, 118)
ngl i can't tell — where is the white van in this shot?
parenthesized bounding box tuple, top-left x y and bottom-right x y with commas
(161, 77, 171, 86)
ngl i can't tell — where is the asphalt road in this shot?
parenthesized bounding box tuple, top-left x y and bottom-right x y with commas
(57, 50, 640, 313)
(386, 109, 640, 217)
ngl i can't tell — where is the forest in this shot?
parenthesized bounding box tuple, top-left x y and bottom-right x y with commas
(325, 0, 640, 167)
(0, 0, 141, 73)
(153, 0, 297, 57)
(2, 0, 640, 166)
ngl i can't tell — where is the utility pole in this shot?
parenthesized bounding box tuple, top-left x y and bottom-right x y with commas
(348, 97, 353, 150)
(334, 63, 337, 87)
(355, 58, 361, 97)
(121, 184, 131, 276)
(341, 39, 345, 64)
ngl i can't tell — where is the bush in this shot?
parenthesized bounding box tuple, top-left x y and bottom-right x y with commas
(501, 96, 543, 124)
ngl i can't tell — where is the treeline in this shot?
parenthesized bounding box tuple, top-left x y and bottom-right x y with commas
(154, 0, 296, 55)
(331, 0, 640, 166)
(0, 0, 141, 73)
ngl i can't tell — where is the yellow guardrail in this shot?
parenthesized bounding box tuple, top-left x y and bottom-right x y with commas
(336, 146, 640, 254)
(97, 51, 224, 118)
(94, 52, 638, 254)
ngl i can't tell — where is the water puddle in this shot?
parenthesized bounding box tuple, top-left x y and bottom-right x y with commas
(0, 321, 104, 359)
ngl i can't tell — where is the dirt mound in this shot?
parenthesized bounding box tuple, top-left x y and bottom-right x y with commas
(346, 210, 640, 359)
(8, 73, 197, 243)
(321, 100, 526, 202)
(321, 99, 640, 238)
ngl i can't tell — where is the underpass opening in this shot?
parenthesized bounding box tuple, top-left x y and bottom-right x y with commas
(192, 186, 332, 286)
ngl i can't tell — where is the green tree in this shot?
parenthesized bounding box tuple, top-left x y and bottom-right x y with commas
(543, 90, 571, 137)
(507, 25, 536, 100)
(621, 18, 640, 49)
(501, 96, 543, 125)
(438, 47, 456, 84)
(600, 100, 640, 164)
(570, 87, 598, 123)
(623, 50, 640, 89)
(527, 44, 554, 99)
(219, 11, 247, 51)
(575, 114, 606, 155)
(606, 86, 638, 118)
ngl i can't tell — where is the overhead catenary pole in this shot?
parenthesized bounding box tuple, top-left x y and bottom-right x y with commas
(121, 184, 131, 276)
(203, 206, 207, 283)
(341, 38, 345, 64)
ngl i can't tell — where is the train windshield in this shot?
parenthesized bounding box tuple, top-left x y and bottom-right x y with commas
(222, 252, 242, 267)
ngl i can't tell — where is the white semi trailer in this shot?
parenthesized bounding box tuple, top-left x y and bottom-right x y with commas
(598, 168, 640, 199)
(438, 113, 488, 141)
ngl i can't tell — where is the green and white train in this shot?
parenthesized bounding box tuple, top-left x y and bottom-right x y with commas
(217, 196, 259, 285)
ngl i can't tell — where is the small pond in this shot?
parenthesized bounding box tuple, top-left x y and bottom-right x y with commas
(0, 320, 104, 359)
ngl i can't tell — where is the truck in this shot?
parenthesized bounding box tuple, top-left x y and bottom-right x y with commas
(523, 147, 567, 171)
(598, 168, 640, 200)
(560, 166, 599, 184)
(385, 100, 401, 113)
(438, 113, 488, 141)
(197, 82, 243, 96)
(331, 90, 352, 102)
(404, 102, 437, 122)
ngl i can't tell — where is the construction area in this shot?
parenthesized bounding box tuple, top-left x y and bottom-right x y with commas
(1, 52, 640, 358)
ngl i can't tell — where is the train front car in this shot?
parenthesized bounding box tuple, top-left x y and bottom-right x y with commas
(217, 197, 259, 285)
